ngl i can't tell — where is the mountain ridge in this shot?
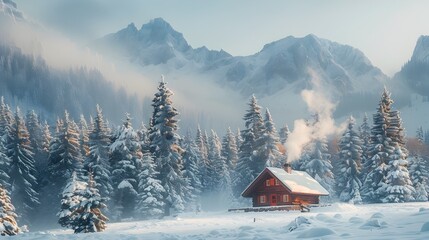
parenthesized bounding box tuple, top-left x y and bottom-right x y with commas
(91, 18, 388, 101)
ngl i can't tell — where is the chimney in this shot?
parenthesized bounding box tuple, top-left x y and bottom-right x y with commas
(283, 163, 292, 174)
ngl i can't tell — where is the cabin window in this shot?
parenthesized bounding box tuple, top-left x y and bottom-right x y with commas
(282, 194, 290, 203)
(265, 178, 275, 186)
(259, 195, 266, 203)
(275, 179, 280, 186)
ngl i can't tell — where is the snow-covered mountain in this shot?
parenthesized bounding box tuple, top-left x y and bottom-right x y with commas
(92, 18, 232, 67)
(92, 18, 388, 100)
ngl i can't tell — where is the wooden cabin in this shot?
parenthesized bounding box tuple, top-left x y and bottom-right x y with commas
(241, 164, 329, 207)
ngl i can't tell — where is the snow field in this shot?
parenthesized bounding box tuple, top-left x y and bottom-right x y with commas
(13, 202, 429, 239)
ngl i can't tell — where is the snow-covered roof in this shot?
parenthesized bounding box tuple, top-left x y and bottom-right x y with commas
(242, 167, 329, 197)
(267, 167, 329, 195)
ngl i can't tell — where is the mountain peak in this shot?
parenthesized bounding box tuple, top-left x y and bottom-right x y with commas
(126, 22, 137, 31)
(141, 17, 173, 30)
(139, 17, 189, 52)
(411, 35, 429, 62)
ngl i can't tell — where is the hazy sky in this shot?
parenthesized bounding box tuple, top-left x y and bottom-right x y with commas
(14, 0, 429, 76)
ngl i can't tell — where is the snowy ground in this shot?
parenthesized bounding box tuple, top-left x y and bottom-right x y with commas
(15, 202, 429, 239)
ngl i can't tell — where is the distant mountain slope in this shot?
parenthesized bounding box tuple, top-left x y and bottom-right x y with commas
(0, 44, 142, 124)
(395, 35, 429, 97)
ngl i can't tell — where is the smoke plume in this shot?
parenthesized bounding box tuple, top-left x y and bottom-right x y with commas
(285, 71, 341, 163)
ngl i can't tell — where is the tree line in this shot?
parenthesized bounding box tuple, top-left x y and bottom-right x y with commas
(0, 82, 428, 236)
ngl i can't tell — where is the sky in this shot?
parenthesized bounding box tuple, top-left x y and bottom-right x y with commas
(13, 0, 429, 76)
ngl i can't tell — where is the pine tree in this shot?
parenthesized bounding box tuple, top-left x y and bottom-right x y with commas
(361, 88, 394, 203)
(73, 173, 108, 233)
(109, 114, 141, 219)
(137, 122, 149, 152)
(79, 115, 90, 158)
(260, 109, 283, 167)
(6, 108, 39, 222)
(235, 128, 243, 151)
(58, 172, 108, 233)
(0, 184, 20, 236)
(279, 124, 290, 145)
(0, 141, 10, 191)
(359, 113, 371, 180)
(149, 80, 188, 216)
(380, 107, 415, 203)
(409, 155, 429, 201)
(85, 105, 112, 202)
(47, 111, 84, 190)
(233, 95, 264, 197)
(336, 116, 363, 204)
(195, 126, 208, 192)
(136, 151, 165, 219)
(0, 98, 14, 194)
(381, 142, 415, 203)
(221, 127, 238, 170)
(0, 97, 14, 141)
(37, 121, 51, 184)
(181, 132, 202, 210)
(304, 138, 335, 198)
(25, 110, 44, 172)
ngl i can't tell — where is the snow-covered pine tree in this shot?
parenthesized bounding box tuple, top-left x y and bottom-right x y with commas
(136, 150, 165, 219)
(0, 141, 10, 191)
(221, 127, 238, 171)
(381, 109, 415, 203)
(195, 126, 208, 192)
(359, 113, 371, 180)
(181, 132, 202, 210)
(207, 130, 223, 192)
(0, 98, 14, 192)
(72, 173, 108, 233)
(58, 172, 85, 230)
(47, 111, 84, 190)
(79, 115, 90, 158)
(214, 132, 233, 206)
(304, 138, 336, 198)
(0, 184, 19, 236)
(381, 142, 415, 203)
(109, 113, 141, 219)
(233, 95, 264, 197)
(36, 121, 51, 186)
(84, 105, 112, 203)
(6, 108, 39, 222)
(137, 121, 150, 152)
(260, 109, 283, 167)
(336, 116, 363, 204)
(0, 97, 14, 141)
(247, 95, 266, 174)
(25, 110, 44, 171)
(149, 80, 188, 216)
(409, 155, 429, 201)
(235, 128, 243, 151)
(361, 88, 394, 203)
(279, 124, 290, 145)
(41, 121, 52, 159)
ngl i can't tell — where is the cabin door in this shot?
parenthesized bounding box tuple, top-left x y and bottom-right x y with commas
(270, 194, 277, 206)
